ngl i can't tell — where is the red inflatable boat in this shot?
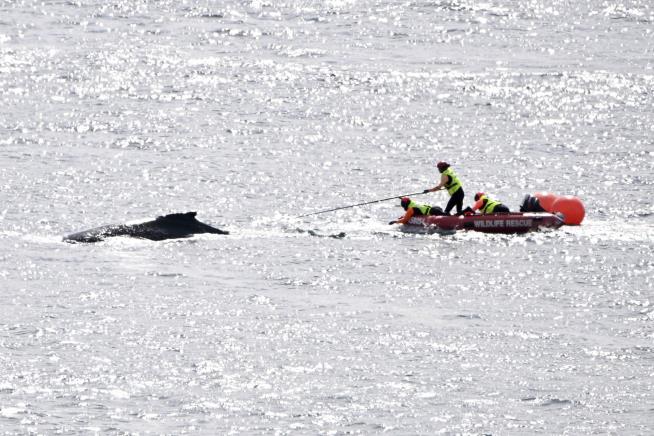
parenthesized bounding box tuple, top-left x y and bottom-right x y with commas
(401, 212, 565, 234)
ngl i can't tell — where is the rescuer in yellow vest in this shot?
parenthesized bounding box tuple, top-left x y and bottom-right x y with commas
(471, 192, 510, 214)
(389, 197, 444, 225)
(423, 161, 465, 215)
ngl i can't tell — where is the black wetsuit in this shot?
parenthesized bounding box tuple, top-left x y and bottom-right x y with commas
(445, 188, 464, 215)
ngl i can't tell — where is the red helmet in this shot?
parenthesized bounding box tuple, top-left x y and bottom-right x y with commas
(400, 197, 410, 209)
(474, 192, 485, 201)
(436, 161, 449, 172)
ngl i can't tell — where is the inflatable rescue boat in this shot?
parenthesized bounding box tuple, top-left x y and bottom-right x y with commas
(401, 212, 565, 234)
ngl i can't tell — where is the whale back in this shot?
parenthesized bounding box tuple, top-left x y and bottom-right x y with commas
(63, 224, 133, 243)
(63, 212, 228, 243)
(153, 212, 228, 236)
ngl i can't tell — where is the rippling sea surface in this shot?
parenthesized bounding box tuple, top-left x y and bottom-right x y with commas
(1, 0, 653, 434)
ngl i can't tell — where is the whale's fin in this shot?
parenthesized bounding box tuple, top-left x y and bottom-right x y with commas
(156, 211, 197, 222)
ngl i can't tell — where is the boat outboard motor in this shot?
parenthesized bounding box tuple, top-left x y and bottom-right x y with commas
(520, 194, 546, 212)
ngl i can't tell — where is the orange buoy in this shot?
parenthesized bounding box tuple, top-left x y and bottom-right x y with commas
(534, 192, 558, 212)
(551, 195, 585, 225)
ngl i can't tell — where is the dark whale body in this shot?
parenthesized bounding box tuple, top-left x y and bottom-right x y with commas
(63, 212, 228, 243)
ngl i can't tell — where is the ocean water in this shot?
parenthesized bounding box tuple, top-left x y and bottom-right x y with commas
(1, 0, 653, 434)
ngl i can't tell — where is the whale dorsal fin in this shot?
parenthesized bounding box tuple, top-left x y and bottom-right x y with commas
(156, 212, 198, 222)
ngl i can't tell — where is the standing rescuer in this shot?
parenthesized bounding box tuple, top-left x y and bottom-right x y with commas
(389, 197, 444, 225)
(423, 161, 465, 215)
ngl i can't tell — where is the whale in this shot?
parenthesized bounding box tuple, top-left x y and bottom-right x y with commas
(63, 211, 228, 243)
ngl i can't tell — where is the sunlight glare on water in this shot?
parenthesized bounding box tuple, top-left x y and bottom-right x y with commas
(1, 0, 653, 434)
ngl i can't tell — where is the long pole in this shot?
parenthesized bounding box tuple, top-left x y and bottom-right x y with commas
(298, 191, 429, 218)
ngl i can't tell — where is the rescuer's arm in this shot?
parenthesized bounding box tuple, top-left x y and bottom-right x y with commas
(390, 207, 415, 225)
(424, 173, 449, 193)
